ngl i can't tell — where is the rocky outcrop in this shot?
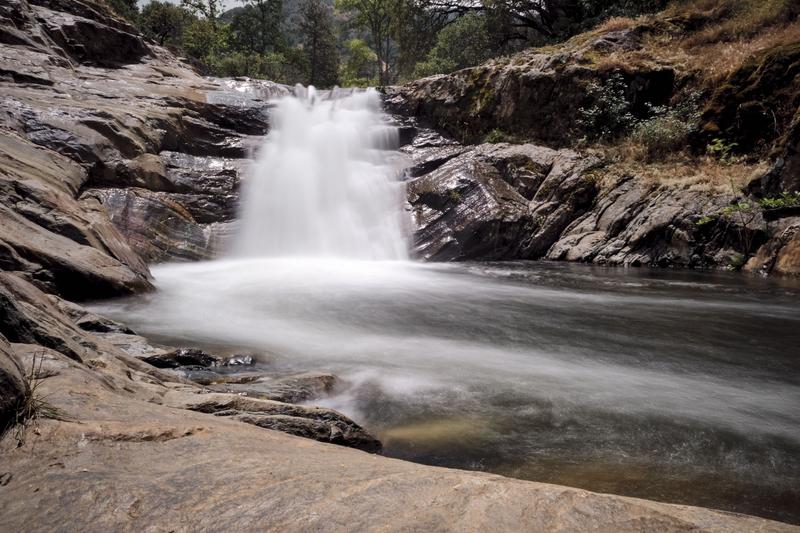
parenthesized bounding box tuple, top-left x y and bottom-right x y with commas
(385, 28, 673, 146)
(699, 42, 800, 188)
(0, 0, 288, 278)
(401, 125, 759, 269)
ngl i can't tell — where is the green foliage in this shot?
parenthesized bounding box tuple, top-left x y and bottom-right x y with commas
(696, 215, 717, 226)
(483, 128, 515, 144)
(449, 190, 462, 203)
(182, 18, 227, 58)
(757, 191, 800, 209)
(578, 73, 636, 140)
(340, 38, 378, 87)
(631, 92, 702, 159)
(706, 138, 740, 164)
(335, 0, 394, 85)
(140, 1, 193, 47)
(413, 13, 493, 78)
(300, 0, 340, 88)
(229, 1, 283, 55)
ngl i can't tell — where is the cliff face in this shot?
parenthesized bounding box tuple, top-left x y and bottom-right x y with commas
(0, 0, 289, 302)
(386, 11, 800, 275)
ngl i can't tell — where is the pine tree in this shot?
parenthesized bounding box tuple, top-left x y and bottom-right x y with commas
(299, 0, 340, 88)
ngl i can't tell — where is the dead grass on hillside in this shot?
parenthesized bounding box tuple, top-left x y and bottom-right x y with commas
(605, 142, 769, 193)
(658, 0, 800, 81)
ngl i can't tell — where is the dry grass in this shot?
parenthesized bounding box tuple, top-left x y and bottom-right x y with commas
(654, 0, 800, 81)
(596, 17, 637, 33)
(8, 352, 69, 447)
(605, 141, 769, 193)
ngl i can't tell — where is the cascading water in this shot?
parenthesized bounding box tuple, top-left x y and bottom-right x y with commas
(233, 86, 409, 260)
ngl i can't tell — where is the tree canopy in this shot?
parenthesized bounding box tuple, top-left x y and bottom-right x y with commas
(110, 0, 669, 87)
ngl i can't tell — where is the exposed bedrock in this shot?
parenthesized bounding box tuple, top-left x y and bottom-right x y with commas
(400, 125, 760, 269)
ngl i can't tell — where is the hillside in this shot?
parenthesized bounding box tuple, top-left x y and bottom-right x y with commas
(386, 0, 800, 273)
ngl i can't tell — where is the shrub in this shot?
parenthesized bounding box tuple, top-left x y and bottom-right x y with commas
(758, 191, 800, 209)
(413, 13, 493, 78)
(630, 92, 702, 159)
(483, 128, 514, 144)
(578, 73, 636, 140)
(706, 137, 740, 163)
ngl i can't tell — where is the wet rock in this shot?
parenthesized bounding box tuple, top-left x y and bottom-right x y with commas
(48, 295, 135, 334)
(32, 1, 151, 67)
(0, 272, 96, 362)
(182, 394, 382, 453)
(83, 188, 233, 262)
(209, 372, 337, 403)
(142, 348, 221, 370)
(745, 218, 800, 276)
(407, 143, 597, 261)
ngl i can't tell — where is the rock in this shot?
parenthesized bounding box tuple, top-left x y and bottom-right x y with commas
(142, 348, 221, 369)
(385, 37, 674, 146)
(0, 335, 28, 436)
(179, 392, 381, 452)
(0, 272, 99, 362)
(48, 295, 136, 335)
(697, 42, 800, 165)
(407, 143, 597, 261)
(83, 188, 233, 262)
(32, 1, 151, 67)
(208, 372, 338, 403)
(745, 219, 800, 276)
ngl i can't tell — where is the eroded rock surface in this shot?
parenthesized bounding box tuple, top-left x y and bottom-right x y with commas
(400, 125, 760, 269)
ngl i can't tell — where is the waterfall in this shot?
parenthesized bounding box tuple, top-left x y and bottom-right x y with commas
(233, 87, 409, 260)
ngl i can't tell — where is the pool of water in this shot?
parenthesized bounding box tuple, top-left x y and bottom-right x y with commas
(93, 259, 800, 524)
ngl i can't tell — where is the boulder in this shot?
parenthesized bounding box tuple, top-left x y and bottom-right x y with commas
(407, 143, 597, 260)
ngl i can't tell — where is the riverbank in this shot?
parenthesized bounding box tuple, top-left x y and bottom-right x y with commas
(1, 1, 798, 530)
(1, 268, 797, 531)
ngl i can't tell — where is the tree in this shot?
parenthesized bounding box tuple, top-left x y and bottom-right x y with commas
(181, 0, 225, 28)
(139, 1, 192, 46)
(243, 0, 284, 54)
(299, 0, 340, 87)
(413, 12, 492, 77)
(341, 38, 378, 87)
(335, 0, 394, 85)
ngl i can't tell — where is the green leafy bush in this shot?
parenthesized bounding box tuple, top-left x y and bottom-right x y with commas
(630, 92, 702, 159)
(483, 129, 515, 144)
(706, 138, 740, 164)
(578, 73, 636, 140)
(413, 13, 493, 78)
(757, 191, 800, 209)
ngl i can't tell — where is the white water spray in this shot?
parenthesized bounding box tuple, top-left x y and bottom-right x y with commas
(233, 87, 409, 260)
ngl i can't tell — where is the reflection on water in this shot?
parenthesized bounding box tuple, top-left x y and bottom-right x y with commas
(93, 260, 800, 524)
